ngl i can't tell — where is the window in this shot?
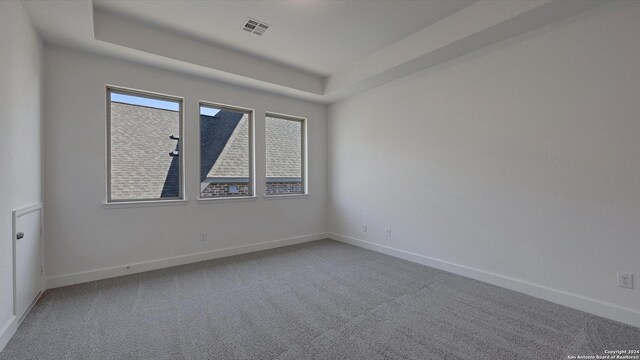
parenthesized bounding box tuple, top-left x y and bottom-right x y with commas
(107, 87, 183, 202)
(265, 113, 306, 195)
(200, 103, 254, 198)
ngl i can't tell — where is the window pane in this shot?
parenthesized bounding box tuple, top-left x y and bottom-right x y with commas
(266, 115, 304, 195)
(109, 90, 182, 201)
(200, 105, 252, 198)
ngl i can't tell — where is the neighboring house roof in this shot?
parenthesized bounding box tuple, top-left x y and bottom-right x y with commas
(266, 116, 302, 179)
(110, 103, 302, 200)
(200, 112, 302, 181)
(110, 102, 180, 200)
(207, 113, 249, 178)
(199, 111, 247, 182)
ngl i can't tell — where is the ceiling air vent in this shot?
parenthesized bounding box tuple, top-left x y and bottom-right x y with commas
(242, 17, 270, 36)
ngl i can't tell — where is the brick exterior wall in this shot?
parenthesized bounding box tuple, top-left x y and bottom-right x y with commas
(266, 182, 303, 195)
(201, 183, 251, 197)
(201, 181, 303, 197)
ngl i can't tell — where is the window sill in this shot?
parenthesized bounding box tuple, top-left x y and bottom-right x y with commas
(197, 196, 258, 204)
(263, 194, 309, 200)
(102, 199, 188, 209)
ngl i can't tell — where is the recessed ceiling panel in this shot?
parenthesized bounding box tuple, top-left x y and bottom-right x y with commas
(93, 0, 475, 76)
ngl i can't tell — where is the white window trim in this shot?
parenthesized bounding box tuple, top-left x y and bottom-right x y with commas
(197, 196, 258, 204)
(198, 100, 256, 200)
(102, 199, 188, 209)
(263, 194, 309, 200)
(264, 111, 308, 198)
(105, 85, 186, 205)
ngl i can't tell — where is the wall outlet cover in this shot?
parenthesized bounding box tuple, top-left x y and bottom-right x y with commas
(618, 272, 633, 289)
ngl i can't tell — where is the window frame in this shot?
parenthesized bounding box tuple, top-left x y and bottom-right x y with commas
(198, 100, 256, 201)
(264, 111, 308, 198)
(105, 85, 185, 204)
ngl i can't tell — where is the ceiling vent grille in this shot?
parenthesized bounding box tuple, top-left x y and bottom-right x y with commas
(242, 17, 270, 36)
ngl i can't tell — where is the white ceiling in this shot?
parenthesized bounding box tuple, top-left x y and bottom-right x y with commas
(20, 0, 604, 104)
(92, 0, 475, 76)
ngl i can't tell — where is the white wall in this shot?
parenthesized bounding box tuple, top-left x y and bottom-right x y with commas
(43, 46, 327, 283)
(329, 2, 640, 323)
(0, 0, 43, 349)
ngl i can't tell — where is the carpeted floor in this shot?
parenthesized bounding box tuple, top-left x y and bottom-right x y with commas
(1, 239, 638, 359)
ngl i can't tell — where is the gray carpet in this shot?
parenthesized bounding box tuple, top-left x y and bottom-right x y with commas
(1, 239, 638, 359)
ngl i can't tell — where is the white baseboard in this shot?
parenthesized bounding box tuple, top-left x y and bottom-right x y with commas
(0, 316, 17, 353)
(46, 232, 329, 289)
(0, 290, 44, 354)
(329, 233, 640, 328)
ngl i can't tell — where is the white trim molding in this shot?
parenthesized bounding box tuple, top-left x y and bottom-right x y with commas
(46, 232, 329, 289)
(3, 204, 45, 353)
(12, 203, 44, 299)
(328, 233, 640, 328)
(197, 196, 258, 204)
(263, 194, 309, 200)
(0, 316, 17, 353)
(102, 199, 189, 209)
(0, 294, 49, 352)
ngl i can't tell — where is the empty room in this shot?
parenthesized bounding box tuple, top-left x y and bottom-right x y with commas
(1, 0, 639, 358)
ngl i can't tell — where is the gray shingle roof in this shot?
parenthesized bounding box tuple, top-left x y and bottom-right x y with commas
(109, 104, 303, 200)
(207, 114, 249, 178)
(110, 102, 180, 200)
(201, 112, 302, 181)
(199, 111, 246, 182)
(266, 116, 302, 179)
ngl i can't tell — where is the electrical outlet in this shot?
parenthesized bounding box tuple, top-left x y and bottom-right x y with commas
(362, 224, 368, 233)
(618, 272, 633, 289)
(200, 232, 207, 242)
(385, 227, 392, 238)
